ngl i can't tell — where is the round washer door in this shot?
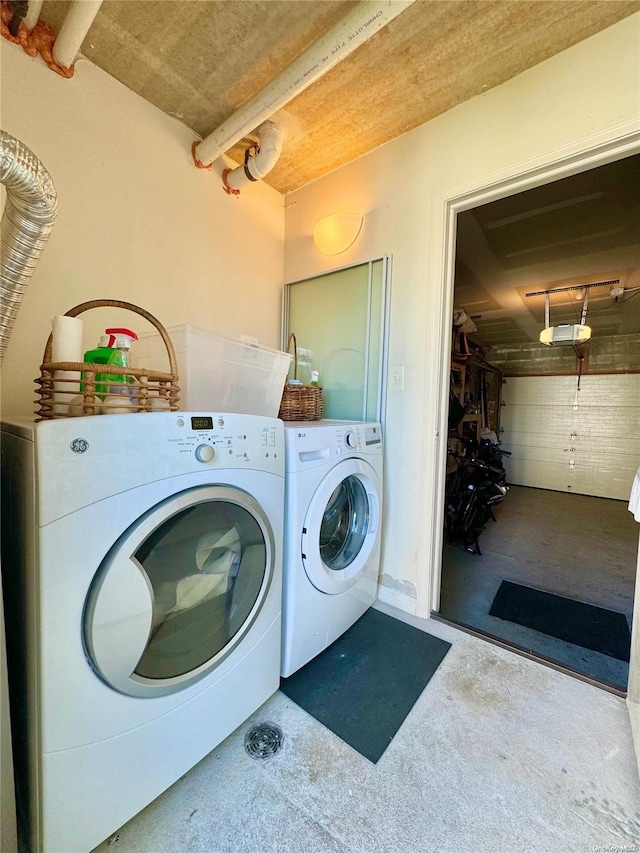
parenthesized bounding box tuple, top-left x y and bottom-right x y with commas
(302, 458, 381, 595)
(84, 485, 275, 698)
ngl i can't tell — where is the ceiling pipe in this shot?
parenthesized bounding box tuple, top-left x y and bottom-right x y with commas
(52, 0, 103, 68)
(24, 0, 44, 32)
(193, 0, 416, 169)
(222, 121, 284, 196)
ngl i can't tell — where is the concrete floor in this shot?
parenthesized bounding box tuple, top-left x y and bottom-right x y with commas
(439, 486, 638, 690)
(92, 604, 640, 853)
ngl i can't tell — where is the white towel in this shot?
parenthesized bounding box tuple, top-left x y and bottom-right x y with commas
(153, 524, 243, 617)
(156, 565, 236, 616)
(196, 525, 241, 578)
(170, 572, 229, 612)
(629, 465, 640, 523)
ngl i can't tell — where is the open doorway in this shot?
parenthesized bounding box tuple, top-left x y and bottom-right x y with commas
(435, 155, 640, 693)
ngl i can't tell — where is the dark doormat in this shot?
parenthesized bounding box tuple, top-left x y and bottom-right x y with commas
(489, 580, 631, 662)
(279, 608, 451, 763)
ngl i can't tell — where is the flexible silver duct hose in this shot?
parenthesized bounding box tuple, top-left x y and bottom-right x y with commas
(0, 129, 57, 364)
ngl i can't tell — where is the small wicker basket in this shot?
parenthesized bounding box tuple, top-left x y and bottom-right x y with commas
(35, 299, 180, 420)
(278, 333, 322, 421)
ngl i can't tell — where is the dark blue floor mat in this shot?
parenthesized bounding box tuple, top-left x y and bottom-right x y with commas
(280, 608, 451, 763)
(489, 580, 631, 662)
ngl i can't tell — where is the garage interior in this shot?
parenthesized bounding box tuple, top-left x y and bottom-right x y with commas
(438, 153, 640, 694)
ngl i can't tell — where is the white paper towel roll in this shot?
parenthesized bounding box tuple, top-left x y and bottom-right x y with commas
(51, 315, 84, 415)
(52, 315, 83, 361)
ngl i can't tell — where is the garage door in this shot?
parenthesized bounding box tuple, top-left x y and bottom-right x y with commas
(500, 374, 640, 500)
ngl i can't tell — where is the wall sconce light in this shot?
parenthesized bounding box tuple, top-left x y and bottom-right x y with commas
(312, 213, 363, 255)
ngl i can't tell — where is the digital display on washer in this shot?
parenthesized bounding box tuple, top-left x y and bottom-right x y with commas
(191, 416, 213, 430)
(365, 426, 381, 446)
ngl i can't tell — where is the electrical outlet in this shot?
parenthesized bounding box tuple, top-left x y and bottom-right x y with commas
(389, 364, 404, 391)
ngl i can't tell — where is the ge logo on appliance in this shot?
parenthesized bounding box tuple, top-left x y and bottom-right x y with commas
(70, 438, 89, 454)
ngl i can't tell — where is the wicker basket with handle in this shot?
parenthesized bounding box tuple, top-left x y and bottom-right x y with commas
(277, 333, 322, 421)
(35, 299, 180, 420)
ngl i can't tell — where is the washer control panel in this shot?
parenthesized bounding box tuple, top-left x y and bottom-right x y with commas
(334, 423, 382, 455)
(168, 413, 283, 472)
(285, 421, 382, 472)
(22, 412, 284, 526)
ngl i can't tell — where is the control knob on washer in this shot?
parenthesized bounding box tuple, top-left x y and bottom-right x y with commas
(195, 444, 215, 463)
(345, 431, 357, 449)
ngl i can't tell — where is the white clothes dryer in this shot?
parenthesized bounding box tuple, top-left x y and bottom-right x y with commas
(281, 421, 383, 678)
(0, 412, 284, 853)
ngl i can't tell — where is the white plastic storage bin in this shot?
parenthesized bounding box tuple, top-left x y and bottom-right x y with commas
(134, 325, 292, 417)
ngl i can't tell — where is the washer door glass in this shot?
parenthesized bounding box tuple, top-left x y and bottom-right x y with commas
(302, 459, 381, 595)
(134, 500, 264, 681)
(320, 475, 369, 570)
(84, 486, 274, 697)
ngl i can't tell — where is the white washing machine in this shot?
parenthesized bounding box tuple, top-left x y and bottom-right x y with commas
(281, 421, 383, 678)
(0, 412, 284, 853)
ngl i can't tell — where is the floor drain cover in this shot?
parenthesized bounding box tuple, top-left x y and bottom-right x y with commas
(244, 722, 283, 760)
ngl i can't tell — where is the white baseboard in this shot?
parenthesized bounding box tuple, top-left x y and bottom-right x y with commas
(376, 584, 417, 615)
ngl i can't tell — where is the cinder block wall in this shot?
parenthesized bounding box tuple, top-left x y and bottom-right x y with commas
(487, 334, 640, 376)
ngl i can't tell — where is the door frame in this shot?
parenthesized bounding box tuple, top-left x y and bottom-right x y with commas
(417, 121, 640, 768)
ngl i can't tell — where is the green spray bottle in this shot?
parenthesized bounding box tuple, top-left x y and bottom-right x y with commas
(100, 328, 139, 413)
(104, 327, 138, 391)
(81, 333, 114, 396)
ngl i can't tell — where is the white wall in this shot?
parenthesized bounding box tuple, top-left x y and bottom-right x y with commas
(0, 42, 285, 417)
(284, 13, 640, 615)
